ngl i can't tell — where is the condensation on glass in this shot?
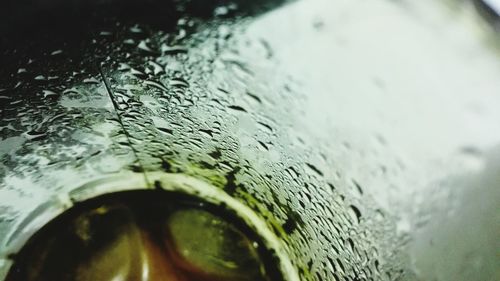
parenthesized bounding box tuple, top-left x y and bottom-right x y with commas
(1, 0, 499, 281)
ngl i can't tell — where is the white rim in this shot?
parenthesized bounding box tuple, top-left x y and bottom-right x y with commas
(0, 172, 299, 281)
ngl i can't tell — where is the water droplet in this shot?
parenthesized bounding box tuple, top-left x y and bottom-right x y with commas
(123, 38, 135, 45)
(246, 91, 262, 103)
(228, 105, 247, 113)
(312, 19, 325, 30)
(305, 163, 323, 176)
(214, 6, 229, 16)
(50, 49, 63, 56)
(256, 122, 273, 133)
(129, 24, 143, 33)
(83, 78, 100, 85)
(160, 44, 188, 55)
(199, 129, 214, 138)
(147, 61, 164, 75)
(42, 90, 58, 98)
(351, 179, 364, 196)
(348, 205, 362, 224)
(138, 40, 157, 54)
(169, 77, 189, 88)
(257, 141, 269, 151)
(99, 31, 112, 36)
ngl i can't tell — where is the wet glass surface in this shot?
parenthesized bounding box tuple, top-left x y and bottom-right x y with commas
(1, 0, 500, 280)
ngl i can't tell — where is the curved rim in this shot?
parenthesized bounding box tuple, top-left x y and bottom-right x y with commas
(0, 172, 299, 281)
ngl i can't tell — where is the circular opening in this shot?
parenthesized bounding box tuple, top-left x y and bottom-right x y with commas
(4, 183, 293, 281)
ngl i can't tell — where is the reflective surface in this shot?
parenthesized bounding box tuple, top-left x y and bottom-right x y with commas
(6, 191, 279, 281)
(1, 0, 499, 280)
